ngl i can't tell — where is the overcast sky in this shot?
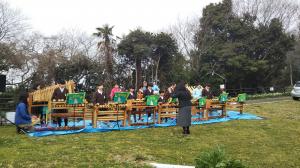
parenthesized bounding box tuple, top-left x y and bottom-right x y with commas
(8, 0, 222, 37)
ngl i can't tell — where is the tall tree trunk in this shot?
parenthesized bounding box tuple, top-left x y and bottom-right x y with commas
(105, 42, 113, 85)
(135, 57, 142, 90)
(155, 56, 161, 82)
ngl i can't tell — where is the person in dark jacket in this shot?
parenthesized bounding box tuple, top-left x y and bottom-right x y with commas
(128, 86, 141, 122)
(164, 83, 176, 101)
(172, 81, 192, 135)
(143, 83, 154, 97)
(15, 93, 32, 133)
(202, 84, 213, 99)
(93, 84, 108, 105)
(51, 80, 69, 127)
(128, 86, 136, 100)
(143, 83, 154, 119)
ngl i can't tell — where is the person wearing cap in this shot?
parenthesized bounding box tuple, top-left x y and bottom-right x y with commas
(93, 83, 108, 105)
(51, 80, 69, 127)
(202, 84, 213, 99)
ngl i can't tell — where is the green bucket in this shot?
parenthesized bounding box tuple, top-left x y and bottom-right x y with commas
(199, 97, 206, 107)
(146, 95, 159, 106)
(237, 93, 247, 103)
(219, 93, 228, 103)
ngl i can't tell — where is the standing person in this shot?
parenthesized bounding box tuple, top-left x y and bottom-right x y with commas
(202, 84, 213, 99)
(143, 83, 154, 97)
(110, 84, 121, 100)
(93, 83, 108, 105)
(192, 84, 203, 100)
(158, 90, 166, 103)
(137, 85, 144, 99)
(15, 93, 32, 133)
(164, 83, 176, 100)
(128, 86, 136, 100)
(152, 82, 160, 95)
(143, 83, 154, 120)
(142, 81, 148, 91)
(51, 80, 69, 127)
(128, 86, 141, 122)
(172, 81, 192, 135)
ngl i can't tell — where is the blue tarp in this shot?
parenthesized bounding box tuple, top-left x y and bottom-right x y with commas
(28, 111, 262, 137)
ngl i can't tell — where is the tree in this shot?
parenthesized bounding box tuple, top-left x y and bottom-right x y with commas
(118, 29, 153, 89)
(0, 0, 27, 42)
(93, 24, 115, 85)
(233, 0, 299, 32)
(152, 32, 179, 85)
(194, 0, 295, 89)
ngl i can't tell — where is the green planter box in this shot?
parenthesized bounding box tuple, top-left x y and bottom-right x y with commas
(146, 95, 159, 106)
(66, 92, 86, 105)
(237, 93, 247, 103)
(113, 92, 130, 104)
(199, 97, 207, 107)
(219, 93, 228, 103)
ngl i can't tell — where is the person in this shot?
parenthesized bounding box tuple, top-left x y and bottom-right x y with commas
(137, 85, 144, 99)
(218, 84, 226, 95)
(143, 83, 154, 119)
(93, 83, 108, 105)
(172, 81, 192, 135)
(142, 81, 148, 91)
(110, 84, 121, 100)
(164, 83, 176, 100)
(15, 93, 32, 133)
(128, 86, 136, 100)
(152, 82, 160, 95)
(202, 84, 213, 99)
(143, 83, 154, 97)
(127, 86, 141, 122)
(158, 90, 166, 103)
(192, 84, 203, 100)
(35, 84, 47, 126)
(51, 80, 69, 127)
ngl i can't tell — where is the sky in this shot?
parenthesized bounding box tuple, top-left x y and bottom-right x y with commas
(8, 0, 222, 37)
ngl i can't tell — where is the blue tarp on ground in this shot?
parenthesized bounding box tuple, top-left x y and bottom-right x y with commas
(28, 111, 262, 137)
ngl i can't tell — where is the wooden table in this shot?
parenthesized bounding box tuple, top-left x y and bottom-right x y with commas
(50, 101, 86, 128)
(126, 100, 157, 126)
(92, 104, 127, 128)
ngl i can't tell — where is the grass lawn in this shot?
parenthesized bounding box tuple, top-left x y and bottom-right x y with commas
(1, 100, 300, 168)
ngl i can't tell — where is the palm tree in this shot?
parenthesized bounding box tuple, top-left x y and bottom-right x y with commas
(93, 24, 114, 84)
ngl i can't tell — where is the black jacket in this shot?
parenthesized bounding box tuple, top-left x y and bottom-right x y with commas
(202, 88, 213, 99)
(128, 92, 136, 100)
(143, 89, 154, 97)
(52, 88, 69, 101)
(172, 90, 192, 108)
(93, 91, 108, 105)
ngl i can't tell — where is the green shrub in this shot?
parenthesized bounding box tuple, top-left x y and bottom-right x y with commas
(195, 147, 246, 168)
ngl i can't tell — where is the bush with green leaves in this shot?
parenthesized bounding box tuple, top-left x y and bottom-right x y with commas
(195, 146, 246, 168)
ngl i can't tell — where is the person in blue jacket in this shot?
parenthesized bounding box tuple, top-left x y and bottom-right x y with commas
(15, 93, 32, 133)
